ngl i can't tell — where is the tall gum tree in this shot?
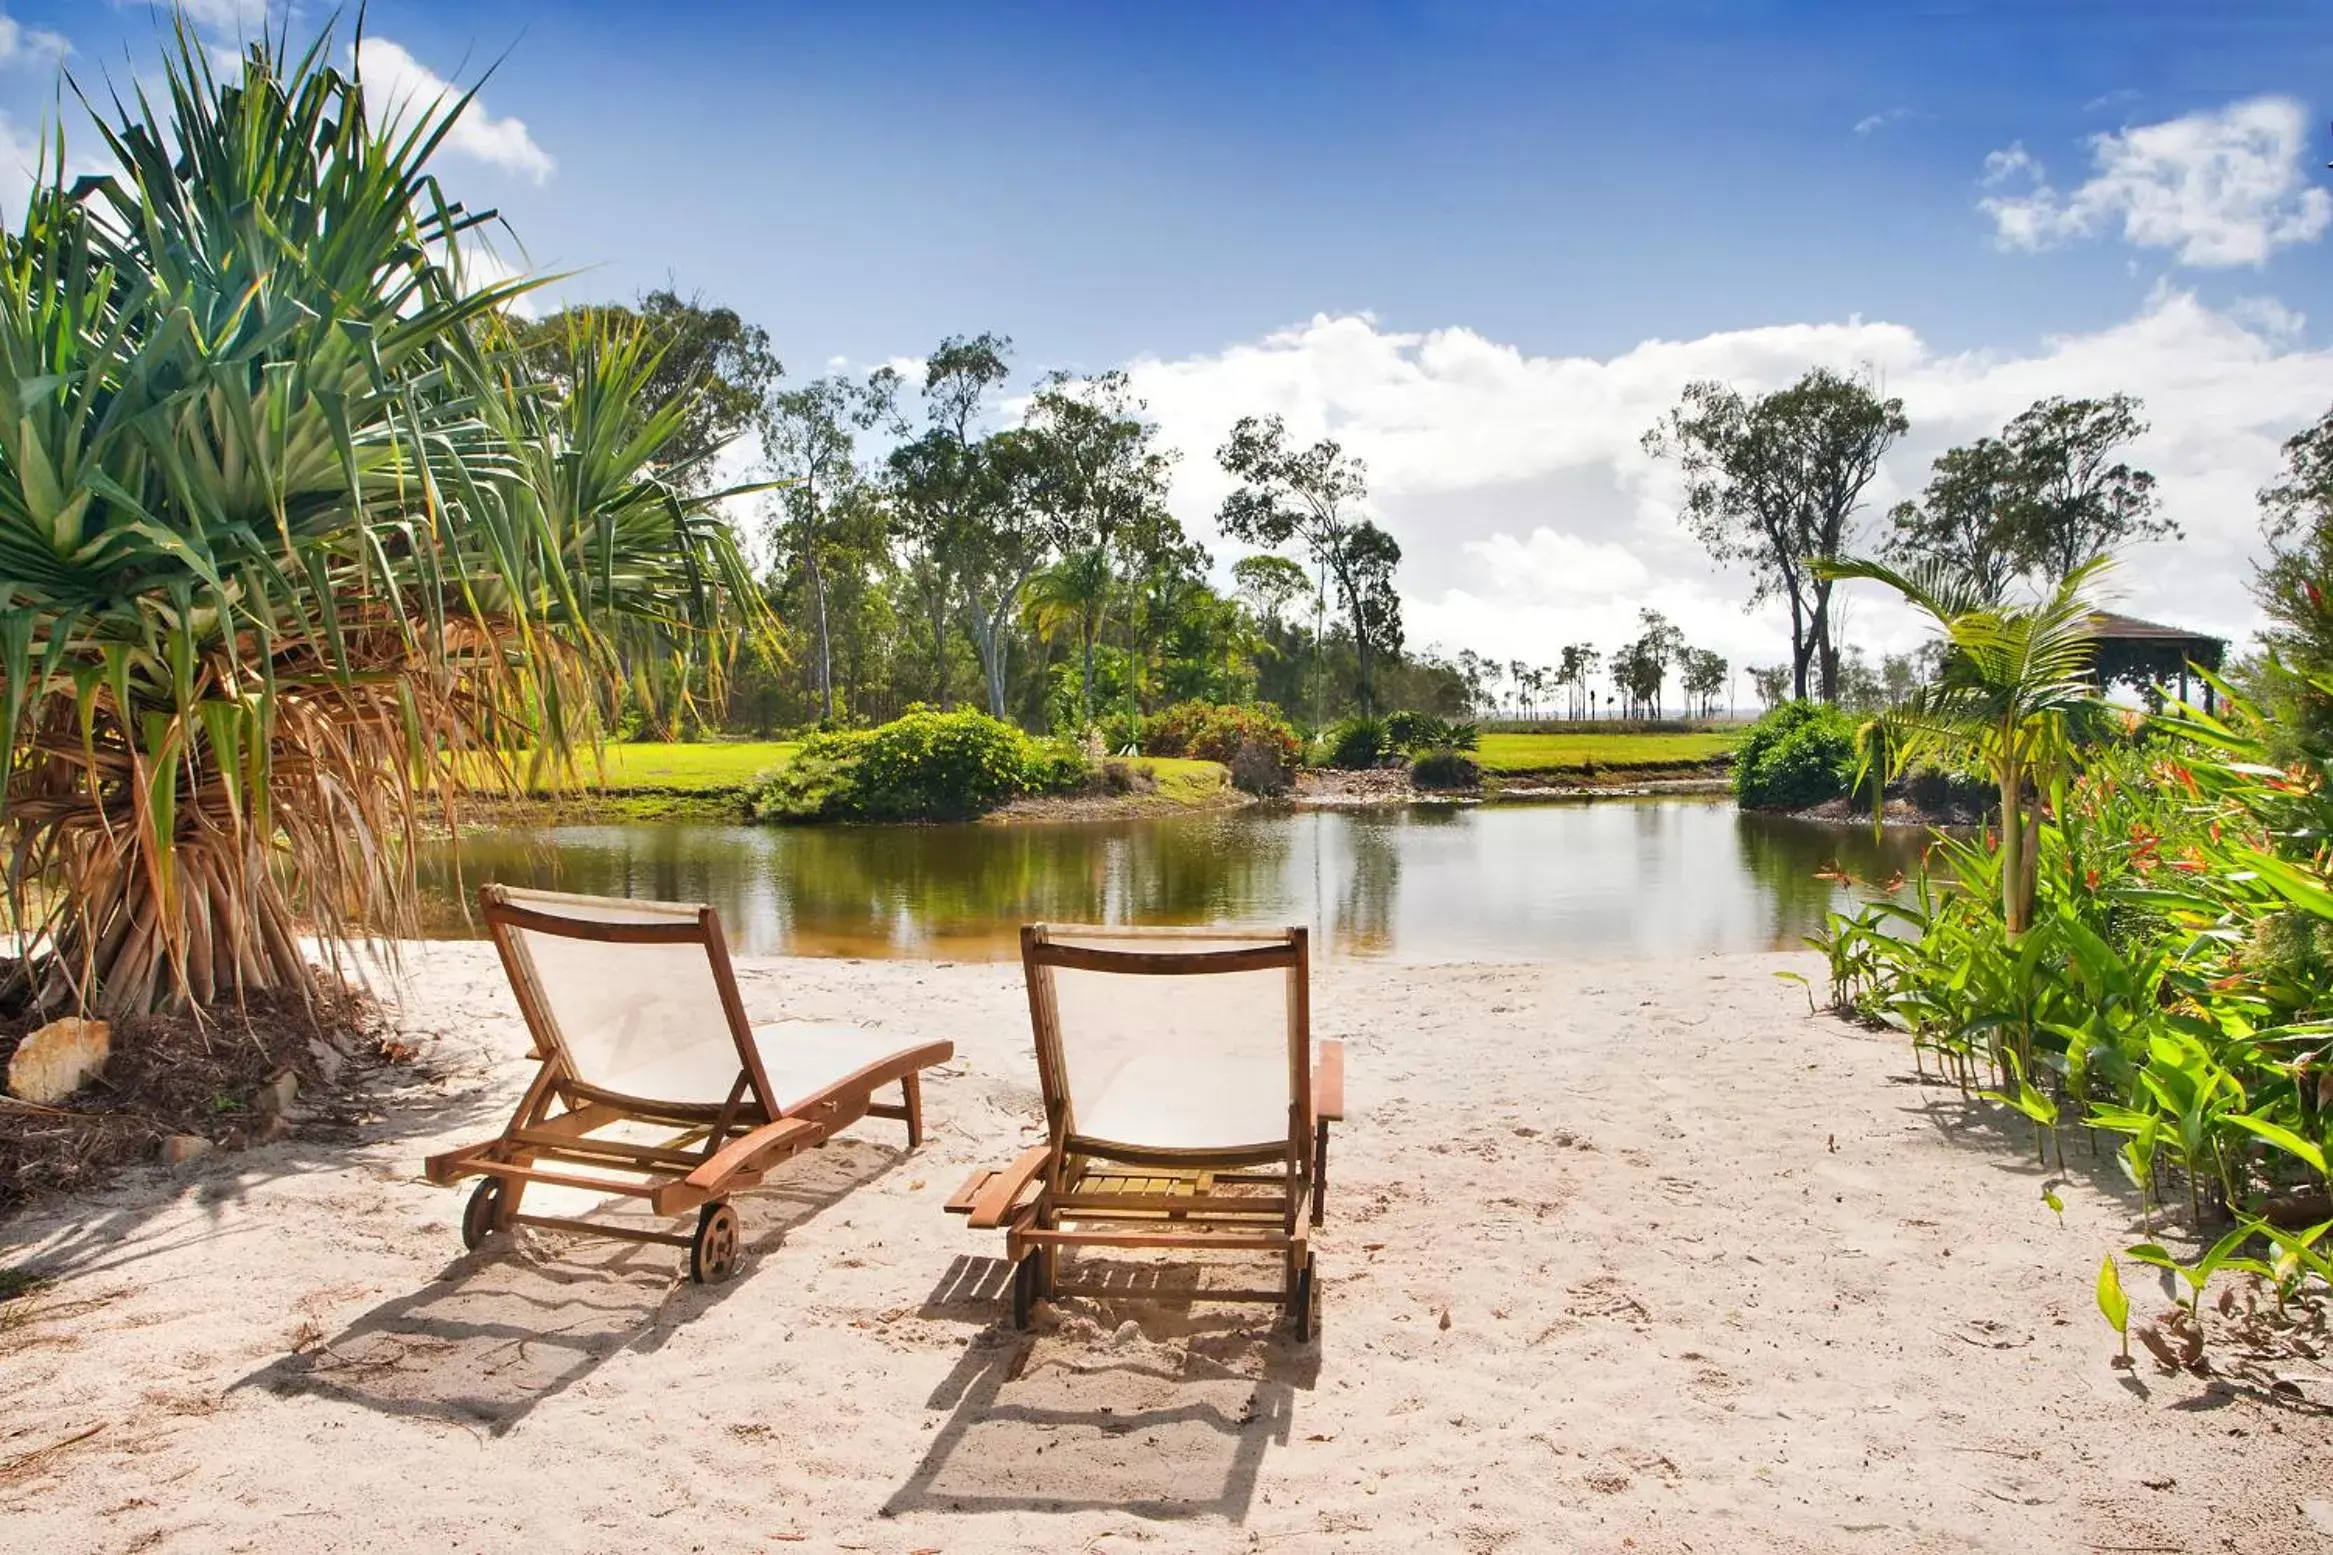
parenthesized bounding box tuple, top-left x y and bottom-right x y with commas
(762, 368, 901, 724)
(1019, 370, 1177, 722)
(1215, 415, 1403, 717)
(1645, 368, 1907, 703)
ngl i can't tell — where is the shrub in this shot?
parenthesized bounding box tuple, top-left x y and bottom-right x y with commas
(1383, 711, 1480, 753)
(1409, 748, 1481, 789)
(1094, 709, 1144, 756)
(1094, 758, 1158, 796)
(1733, 700, 1860, 810)
(747, 707, 1083, 822)
(1318, 714, 1392, 769)
(1142, 701, 1301, 772)
(1229, 737, 1293, 795)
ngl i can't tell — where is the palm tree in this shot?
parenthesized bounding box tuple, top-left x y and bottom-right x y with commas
(1022, 547, 1116, 722)
(0, 27, 767, 1014)
(1819, 555, 2106, 937)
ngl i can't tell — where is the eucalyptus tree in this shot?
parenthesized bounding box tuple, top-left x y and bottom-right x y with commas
(1613, 610, 1684, 717)
(1822, 555, 2105, 937)
(2002, 394, 2170, 583)
(1019, 371, 1177, 721)
(0, 29, 767, 1014)
(515, 288, 782, 494)
(887, 333, 1018, 710)
(1889, 397, 2169, 598)
(1681, 647, 1729, 717)
(2256, 405, 2333, 743)
(1232, 553, 1314, 632)
(1217, 415, 1403, 716)
(762, 367, 901, 722)
(1645, 368, 1908, 702)
(1883, 437, 2026, 602)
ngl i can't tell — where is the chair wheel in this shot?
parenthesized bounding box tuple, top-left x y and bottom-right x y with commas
(1290, 1250, 1316, 1342)
(461, 1179, 502, 1251)
(1011, 1251, 1039, 1330)
(690, 1201, 741, 1284)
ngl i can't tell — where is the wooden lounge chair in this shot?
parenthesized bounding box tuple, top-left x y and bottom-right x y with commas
(945, 924, 1344, 1339)
(425, 885, 953, 1283)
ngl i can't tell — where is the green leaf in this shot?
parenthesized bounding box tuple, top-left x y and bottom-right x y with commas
(2096, 1254, 2129, 1336)
(2220, 1113, 2328, 1175)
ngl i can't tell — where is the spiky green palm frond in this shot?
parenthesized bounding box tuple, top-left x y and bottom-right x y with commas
(0, 22, 769, 1013)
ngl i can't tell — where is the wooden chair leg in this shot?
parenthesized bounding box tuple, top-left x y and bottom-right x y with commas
(901, 1072, 924, 1149)
(497, 1163, 529, 1230)
(1311, 1120, 1329, 1226)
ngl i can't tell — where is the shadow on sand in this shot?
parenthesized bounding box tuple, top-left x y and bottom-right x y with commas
(885, 1252, 1319, 1521)
(231, 1136, 905, 1435)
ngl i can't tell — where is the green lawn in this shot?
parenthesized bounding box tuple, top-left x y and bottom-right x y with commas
(1474, 730, 1736, 775)
(1138, 756, 1230, 802)
(509, 741, 1229, 805)
(524, 740, 801, 794)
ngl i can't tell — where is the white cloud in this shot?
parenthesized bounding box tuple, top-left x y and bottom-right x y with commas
(1980, 96, 2333, 267)
(354, 38, 554, 184)
(170, 0, 274, 29)
(0, 14, 68, 67)
(2228, 294, 2305, 341)
(1853, 107, 1914, 137)
(0, 109, 38, 214)
(1120, 292, 2333, 677)
(1981, 142, 2041, 186)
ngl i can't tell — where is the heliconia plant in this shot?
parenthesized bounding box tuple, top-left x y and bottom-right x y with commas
(1804, 639, 2333, 1367)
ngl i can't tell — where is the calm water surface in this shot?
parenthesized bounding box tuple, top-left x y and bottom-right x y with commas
(413, 798, 1928, 961)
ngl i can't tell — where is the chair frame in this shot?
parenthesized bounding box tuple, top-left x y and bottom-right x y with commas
(426, 884, 952, 1282)
(945, 923, 1344, 1338)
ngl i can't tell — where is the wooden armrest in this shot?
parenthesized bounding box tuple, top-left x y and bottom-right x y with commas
(1312, 1039, 1345, 1123)
(653, 1117, 823, 1215)
(967, 1144, 1053, 1229)
(944, 1168, 997, 1215)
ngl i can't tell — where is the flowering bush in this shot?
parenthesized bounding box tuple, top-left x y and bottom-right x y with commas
(1142, 701, 1302, 775)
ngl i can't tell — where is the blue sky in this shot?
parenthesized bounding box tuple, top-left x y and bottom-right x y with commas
(12, 1, 2333, 671)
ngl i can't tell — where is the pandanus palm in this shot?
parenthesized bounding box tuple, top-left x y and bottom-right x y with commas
(1819, 555, 2106, 938)
(0, 27, 767, 1014)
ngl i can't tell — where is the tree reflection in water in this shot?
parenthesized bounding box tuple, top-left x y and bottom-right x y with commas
(411, 800, 1933, 961)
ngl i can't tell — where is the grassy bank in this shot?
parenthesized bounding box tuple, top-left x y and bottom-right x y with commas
(479, 740, 1232, 822)
(1474, 729, 1736, 776)
(528, 740, 803, 795)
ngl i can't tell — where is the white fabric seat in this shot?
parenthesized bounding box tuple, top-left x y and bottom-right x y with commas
(752, 1022, 934, 1114)
(1070, 1051, 1289, 1152)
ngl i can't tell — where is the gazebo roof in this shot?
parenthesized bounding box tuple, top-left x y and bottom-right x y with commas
(2083, 610, 2226, 690)
(2086, 611, 2226, 649)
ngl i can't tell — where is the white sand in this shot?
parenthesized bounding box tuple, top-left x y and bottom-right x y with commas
(1, 944, 2322, 1553)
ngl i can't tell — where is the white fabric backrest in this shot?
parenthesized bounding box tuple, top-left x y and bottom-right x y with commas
(1038, 931, 1299, 1155)
(495, 890, 746, 1108)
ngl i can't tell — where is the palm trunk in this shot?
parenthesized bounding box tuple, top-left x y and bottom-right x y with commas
(1999, 744, 2029, 938)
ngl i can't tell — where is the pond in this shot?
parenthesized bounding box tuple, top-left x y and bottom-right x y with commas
(412, 798, 1931, 962)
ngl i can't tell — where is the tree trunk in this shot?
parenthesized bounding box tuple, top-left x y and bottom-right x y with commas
(1998, 748, 2029, 938)
(1788, 590, 1812, 701)
(805, 539, 834, 725)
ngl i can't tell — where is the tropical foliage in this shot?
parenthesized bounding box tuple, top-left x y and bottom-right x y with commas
(1814, 682, 2333, 1361)
(0, 29, 765, 1014)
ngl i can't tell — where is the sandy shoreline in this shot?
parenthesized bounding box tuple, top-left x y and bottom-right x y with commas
(2, 944, 2322, 1553)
